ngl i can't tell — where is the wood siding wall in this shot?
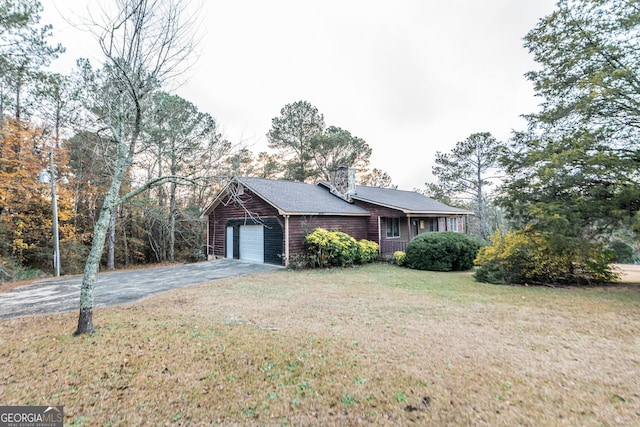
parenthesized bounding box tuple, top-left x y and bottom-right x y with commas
(208, 188, 369, 263)
(208, 189, 281, 259)
(352, 199, 467, 254)
(352, 200, 402, 242)
(286, 216, 370, 256)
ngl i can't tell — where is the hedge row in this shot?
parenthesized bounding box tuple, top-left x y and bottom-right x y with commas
(305, 228, 379, 268)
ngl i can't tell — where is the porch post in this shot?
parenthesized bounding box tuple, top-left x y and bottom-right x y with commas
(206, 213, 212, 260)
(284, 215, 290, 267)
(377, 216, 382, 254)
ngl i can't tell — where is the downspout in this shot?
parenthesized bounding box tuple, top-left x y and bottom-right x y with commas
(284, 215, 290, 267)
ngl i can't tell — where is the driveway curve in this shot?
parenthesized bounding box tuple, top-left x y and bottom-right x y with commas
(0, 259, 281, 320)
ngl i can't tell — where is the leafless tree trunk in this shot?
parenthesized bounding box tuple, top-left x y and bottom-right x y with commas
(106, 208, 116, 270)
(74, 0, 198, 335)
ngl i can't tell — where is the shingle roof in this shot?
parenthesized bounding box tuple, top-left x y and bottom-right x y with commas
(230, 177, 370, 216)
(349, 184, 472, 214)
(315, 181, 471, 214)
(202, 176, 470, 217)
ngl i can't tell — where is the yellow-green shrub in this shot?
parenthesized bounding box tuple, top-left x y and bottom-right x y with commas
(474, 229, 619, 285)
(393, 251, 406, 266)
(305, 228, 359, 267)
(358, 239, 379, 263)
(305, 229, 379, 268)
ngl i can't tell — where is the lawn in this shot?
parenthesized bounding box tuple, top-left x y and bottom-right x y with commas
(1, 263, 639, 426)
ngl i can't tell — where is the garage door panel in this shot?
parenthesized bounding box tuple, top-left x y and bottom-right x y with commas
(239, 225, 264, 263)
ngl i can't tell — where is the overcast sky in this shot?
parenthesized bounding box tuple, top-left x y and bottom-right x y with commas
(42, 0, 558, 190)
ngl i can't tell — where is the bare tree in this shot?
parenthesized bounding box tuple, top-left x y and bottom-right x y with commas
(74, 0, 199, 335)
(144, 91, 228, 262)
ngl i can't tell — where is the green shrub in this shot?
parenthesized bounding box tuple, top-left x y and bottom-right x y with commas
(393, 251, 406, 266)
(404, 232, 482, 272)
(0, 256, 46, 283)
(607, 240, 635, 264)
(357, 239, 379, 264)
(305, 228, 360, 267)
(474, 229, 620, 285)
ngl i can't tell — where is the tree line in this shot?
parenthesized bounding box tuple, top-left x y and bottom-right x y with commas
(0, 1, 393, 283)
(3, 0, 637, 332)
(426, 0, 640, 284)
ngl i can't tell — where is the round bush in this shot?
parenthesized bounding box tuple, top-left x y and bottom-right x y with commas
(393, 251, 406, 266)
(404, 232, 482, 271)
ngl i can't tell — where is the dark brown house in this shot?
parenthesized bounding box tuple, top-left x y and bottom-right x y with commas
(202, 175, 471, 266)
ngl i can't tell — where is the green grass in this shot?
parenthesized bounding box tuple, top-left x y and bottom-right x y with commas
(1, 263, 639, 426)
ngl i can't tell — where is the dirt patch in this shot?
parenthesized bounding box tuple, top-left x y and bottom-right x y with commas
(0, 278, 38, 293)
(615, 263, 640, 283)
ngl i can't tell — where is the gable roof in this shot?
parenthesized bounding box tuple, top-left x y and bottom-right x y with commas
(203, 176, 472, 218)
(345, 184, 472, 215)
(202, 176, 370, 217)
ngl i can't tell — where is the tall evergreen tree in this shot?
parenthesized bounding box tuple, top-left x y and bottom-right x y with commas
(267, 100, 325, 182)
(427, 132, 503, 239)
(0, 0, 64, 120)
(358, 168, 395, 189)
(310, 126, 372, 181)
(501, 0, 640, 238)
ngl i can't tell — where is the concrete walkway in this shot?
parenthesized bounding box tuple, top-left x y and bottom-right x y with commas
(0, 259, 281, 320)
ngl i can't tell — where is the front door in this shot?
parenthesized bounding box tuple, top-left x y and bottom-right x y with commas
(411, 220, 418, 239)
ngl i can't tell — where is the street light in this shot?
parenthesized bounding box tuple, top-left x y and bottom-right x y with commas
(36, 149, 62, 277)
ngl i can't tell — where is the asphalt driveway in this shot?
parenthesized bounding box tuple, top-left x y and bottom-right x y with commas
(0, 259, 281, 320)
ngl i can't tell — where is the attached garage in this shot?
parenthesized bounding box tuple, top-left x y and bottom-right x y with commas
(224, 218, 283, 265)
(203, 176, 471, 267)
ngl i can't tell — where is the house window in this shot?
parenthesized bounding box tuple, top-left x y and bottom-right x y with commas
(386, 218, 400, 238)
(429, 218, 439, 232)
(448, 217, 458, 232)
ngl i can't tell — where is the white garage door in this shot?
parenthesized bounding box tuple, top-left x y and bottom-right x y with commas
(239, 225, 264, 263)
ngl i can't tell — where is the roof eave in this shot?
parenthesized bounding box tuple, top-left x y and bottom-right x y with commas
(200, 179, 233, 218)
(405, 210, 473, 216)
(278, 211, 370, 217)
(350, 195, 404, 211)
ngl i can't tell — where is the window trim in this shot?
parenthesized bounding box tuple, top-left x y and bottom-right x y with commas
(386, 217, 400, 238)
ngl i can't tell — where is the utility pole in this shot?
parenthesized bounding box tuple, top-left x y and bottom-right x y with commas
(49, 150, 61, 277)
